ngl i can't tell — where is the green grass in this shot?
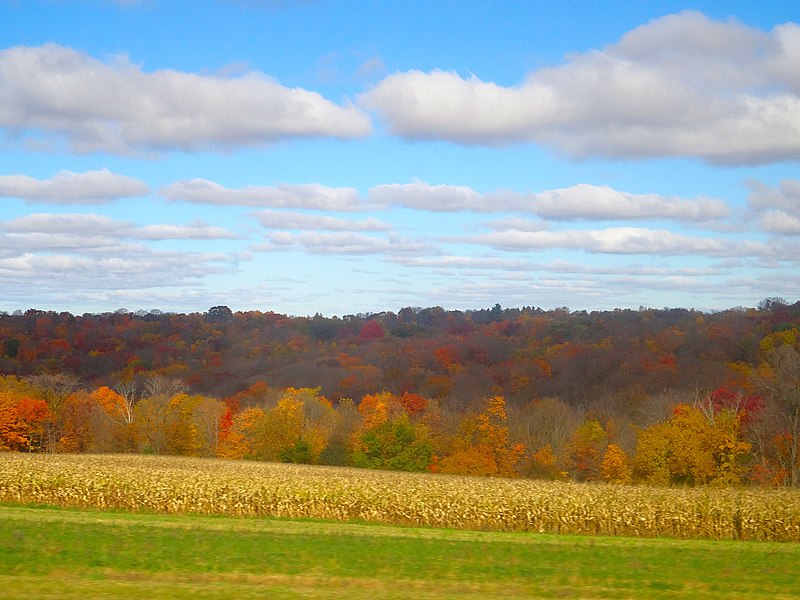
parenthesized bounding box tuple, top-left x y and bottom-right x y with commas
(1, 505, 799, 599)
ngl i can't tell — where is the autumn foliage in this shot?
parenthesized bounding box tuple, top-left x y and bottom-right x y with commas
(0, 299, 799, 486)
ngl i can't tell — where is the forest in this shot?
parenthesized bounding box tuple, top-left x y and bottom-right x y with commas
(1, 297, 799, 487)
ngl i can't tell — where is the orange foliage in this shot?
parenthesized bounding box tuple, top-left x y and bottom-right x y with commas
(0, 398, 28, 451)
(528, 444, 565, 480)
(57, 392, 95, 453)
(440, 396, 525, 477)
(92, 386, 132, 425)
(358, 392, 391, 429)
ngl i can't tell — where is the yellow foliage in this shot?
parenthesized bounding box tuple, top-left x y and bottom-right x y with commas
(358, 392, 391, 429)
(601, 444, 632, 484)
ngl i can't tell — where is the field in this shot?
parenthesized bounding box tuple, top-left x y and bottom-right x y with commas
(2, 453, 800, 540)
(3, 454, 800, 598)
(3, 505, 800, 599)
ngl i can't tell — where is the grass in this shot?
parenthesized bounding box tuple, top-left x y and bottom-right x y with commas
(2, 504, 800, 599)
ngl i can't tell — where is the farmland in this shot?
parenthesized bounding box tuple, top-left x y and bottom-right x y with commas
(2, 453, 800, 541)
(4, 505, 800, 600)
(3, 454, 800, 598)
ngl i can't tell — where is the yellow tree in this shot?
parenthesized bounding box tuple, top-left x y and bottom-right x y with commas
(568, 419, 608, 482)
(601, 444, 632, 484)
(250, 392, 304, 461)
(164, 393, 201, 456)
(633, 404, 750, 485)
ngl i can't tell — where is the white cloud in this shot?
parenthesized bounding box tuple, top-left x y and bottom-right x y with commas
(747, 179, 800, 234)
(360, 11, 800, 165)
(474, 226, 748, 256)
(134, 222, 240, 240)
(527, 184, 729, 221)
(163, 179, 365, 211)
(1, 212, 238, 254)
(0, 210, 240, 310)
(257, 231, 432, 255)
(370, 181, 729, 221)
(254, 210, 392, 231)
(0, 43, 371, 154)
(4, 212, 126, 235)
(748, 179, 800, 215)
(0, 168, 148, 204)
(0, 251, 231, 291)
(370, 182, 496, 212)
(356, 56, 388, 80)
(758, 211, 800, 235)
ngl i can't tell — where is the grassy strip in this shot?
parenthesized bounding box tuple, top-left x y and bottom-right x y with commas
(2, 505, 800, 599)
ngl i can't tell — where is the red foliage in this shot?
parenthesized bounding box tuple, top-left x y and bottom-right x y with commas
(359, 320, 385, 340)
(398, 392, 426, 416)
(710, 385, 763, 425)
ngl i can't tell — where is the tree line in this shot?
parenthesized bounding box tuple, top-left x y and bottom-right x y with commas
(0, 298, 799, 486)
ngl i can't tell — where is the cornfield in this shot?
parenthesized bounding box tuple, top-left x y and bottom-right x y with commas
(2, 453, 799, 541)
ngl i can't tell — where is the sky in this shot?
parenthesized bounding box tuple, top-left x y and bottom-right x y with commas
(1, 0, 799, 317)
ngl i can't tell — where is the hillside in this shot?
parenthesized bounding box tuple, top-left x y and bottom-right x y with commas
(1, 298, 799, 486)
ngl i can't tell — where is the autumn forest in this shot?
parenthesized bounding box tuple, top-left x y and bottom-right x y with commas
(2, 299, 799, 488)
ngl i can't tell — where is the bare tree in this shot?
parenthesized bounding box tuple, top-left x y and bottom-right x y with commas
(757, 345, 800, 486)
(112, 380, 140, 425)
(27, 373, 80, 452)
(142, 375, 187, 399)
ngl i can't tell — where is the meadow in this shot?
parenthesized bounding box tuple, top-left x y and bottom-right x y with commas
(3, 504, 800, 599)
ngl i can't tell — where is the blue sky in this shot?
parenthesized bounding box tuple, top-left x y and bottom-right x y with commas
(1, 0, 799, 316)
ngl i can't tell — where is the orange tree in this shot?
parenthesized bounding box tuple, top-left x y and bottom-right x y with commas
(438, 396, 526, 477)
(0, 375, 50, 451)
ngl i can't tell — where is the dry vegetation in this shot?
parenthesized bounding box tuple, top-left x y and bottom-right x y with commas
(2, 453, 799, 541)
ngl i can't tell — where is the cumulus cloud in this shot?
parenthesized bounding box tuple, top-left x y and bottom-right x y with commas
(370, 181, 729, 221)
(360, 11, 800, 165)
(254, 210, 392, 231)
(0, 168, 148, 204)
(163, 179, 365, 211)
(0, 44, 371, 154)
